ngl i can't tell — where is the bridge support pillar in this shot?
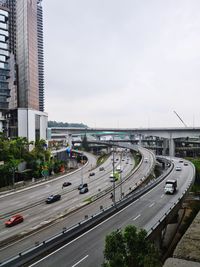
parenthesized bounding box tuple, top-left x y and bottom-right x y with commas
(138, 134, 142, 146)
(163, 139, 168, 155)
(153, 231, 162, 250)
(107, 147, 111, 154)
(169, 137, 175, 157)
(68, 134, 72, 147)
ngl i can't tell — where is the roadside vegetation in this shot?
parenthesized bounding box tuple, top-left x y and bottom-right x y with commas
(48, 120, 88, 128)
(177, 157, 200, 235)
(0, 133, 66, 188)
(102, 225, 161, 267)
(189, 157, 200, 192)
(133, 152, 142, 167)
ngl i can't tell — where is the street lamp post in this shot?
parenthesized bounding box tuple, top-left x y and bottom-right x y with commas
(120, 173, 122, 199)
(81, 153, 84, 185)
(120, 151, 123, 199)
(112, 147, 116, 205)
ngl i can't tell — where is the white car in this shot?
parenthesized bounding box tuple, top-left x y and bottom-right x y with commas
(116, 165, 122, 172)
(175, 166, 182, 171)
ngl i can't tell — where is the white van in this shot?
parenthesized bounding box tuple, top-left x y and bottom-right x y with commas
(116, 165, 122, 173)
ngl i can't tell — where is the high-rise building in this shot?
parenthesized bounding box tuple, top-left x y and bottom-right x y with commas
(0, 5, 10, 133)
(0, 0, 47, 141)
(37, 0, 44, 112)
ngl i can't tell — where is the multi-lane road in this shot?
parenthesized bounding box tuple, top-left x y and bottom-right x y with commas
(2, 145, 194, 267)
(0, 146, 155, 262)
(29, 158, 195, 267)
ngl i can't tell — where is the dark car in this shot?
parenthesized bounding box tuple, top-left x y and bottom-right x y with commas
(99, 167, 105, 171)
(46, 194, 61, 204)
(62, 181, 72, 187)
(78, 183, 88, 190)
(89, 172, 95, 176)
(79, 187, 89, 194)
(5, 214, 24, 227)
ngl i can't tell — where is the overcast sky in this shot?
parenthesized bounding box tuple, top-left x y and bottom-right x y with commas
(42, 0, 200, 128)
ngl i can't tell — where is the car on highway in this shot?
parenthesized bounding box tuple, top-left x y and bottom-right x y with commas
(116, 165, 122, 172)
(5, 214, 24, 227)
(46, 194, 61, 204)
(110, 172, 115, 178)
(184, 162, 188, 166)
(62, 181, 72, 187)
(175, 166, 182, 171)
(89, 172, 95, 176)
(110, 177, 118, 182)
(78, 183, 88, 190)
(79, 187, 89, 194)
(99, 167, 105, 171)
(144, 158, 148, 163)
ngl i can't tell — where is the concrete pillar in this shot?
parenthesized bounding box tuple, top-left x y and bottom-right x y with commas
(68, 134, 72, 147)
(169, 137, 175, 157)
(138, 134, 142, 146)
(153, 232, 162, 250)
(107, 147, 111, 154)
(163, 139, 168, 156)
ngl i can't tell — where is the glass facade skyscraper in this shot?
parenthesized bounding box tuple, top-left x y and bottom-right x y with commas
(0, 6, 10, 109)
(1, 0, 44, 111)
(0, 5, 10, 133)
(37, 0, 44, 112)
(0, 0, 47, 141)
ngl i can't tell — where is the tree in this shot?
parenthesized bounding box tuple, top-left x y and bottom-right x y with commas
(7, 158, 21, 186)
(103, 229, 126, 267)
(102, 225, 161, 267)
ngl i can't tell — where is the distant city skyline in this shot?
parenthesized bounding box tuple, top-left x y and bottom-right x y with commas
(43, 0, 200, 128)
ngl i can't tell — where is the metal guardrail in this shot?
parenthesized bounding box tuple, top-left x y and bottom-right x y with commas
(0, 156, 174, 267)
(146, 161, 196, 237)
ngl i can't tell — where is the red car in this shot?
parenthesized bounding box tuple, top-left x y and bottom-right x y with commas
(5, 214, 24, 227)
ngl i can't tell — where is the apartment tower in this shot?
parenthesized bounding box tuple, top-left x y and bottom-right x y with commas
(0, 0, 47, 141)
(0, 5, 10, 133)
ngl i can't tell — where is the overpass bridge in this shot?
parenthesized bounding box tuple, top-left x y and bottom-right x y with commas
(49, 127, 200, 157)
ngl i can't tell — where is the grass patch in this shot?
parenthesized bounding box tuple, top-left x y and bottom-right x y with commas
(83, 196, 93, 203)
(97, 153, 110, 166)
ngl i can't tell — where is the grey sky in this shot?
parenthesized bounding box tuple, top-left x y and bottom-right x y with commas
(43, 0, 200, 128)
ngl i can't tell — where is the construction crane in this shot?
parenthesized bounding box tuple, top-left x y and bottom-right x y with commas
(173, 110, 187, 127)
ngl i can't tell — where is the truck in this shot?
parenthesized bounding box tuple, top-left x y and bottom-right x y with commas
(164, 179, 177, 194)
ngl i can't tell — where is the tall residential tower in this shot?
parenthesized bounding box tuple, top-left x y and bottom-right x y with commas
(0, 0, 47, 141)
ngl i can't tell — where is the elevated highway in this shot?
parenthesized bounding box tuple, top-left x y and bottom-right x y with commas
(50, 126, 200, 156)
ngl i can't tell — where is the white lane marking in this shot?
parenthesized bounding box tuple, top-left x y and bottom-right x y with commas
(29, 197, 141, 266)
(149, 202, 155, 208)
(160, 194, 164, 198)
(0, 229, 8, 236)
(71, 255, 89, 267)
(133, 214, 141, 221)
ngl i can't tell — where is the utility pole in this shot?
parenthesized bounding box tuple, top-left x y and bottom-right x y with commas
(120, 151, 123, 199)
(112, 147, 116, 205)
